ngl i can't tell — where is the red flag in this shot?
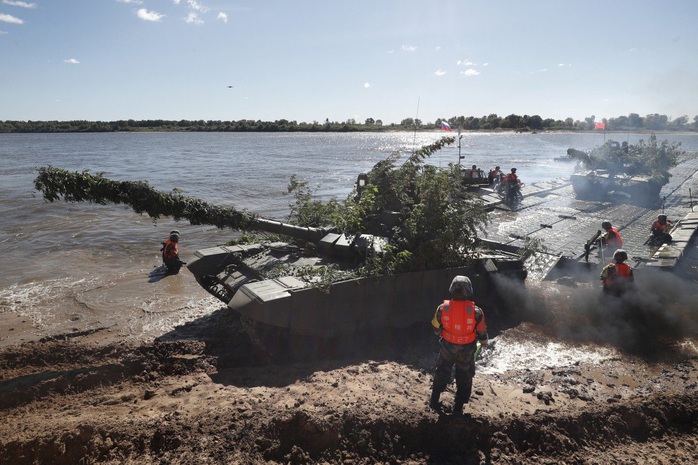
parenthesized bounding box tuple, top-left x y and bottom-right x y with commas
(594, 122, 606, 130)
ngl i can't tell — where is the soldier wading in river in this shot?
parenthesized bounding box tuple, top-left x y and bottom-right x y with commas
(430, 276, 488, 416)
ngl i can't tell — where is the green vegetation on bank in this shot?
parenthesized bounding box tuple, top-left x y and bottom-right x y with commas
(3, 112, 697, 133)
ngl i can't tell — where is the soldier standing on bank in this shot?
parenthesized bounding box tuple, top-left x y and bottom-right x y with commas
(429, 275, 488, 416)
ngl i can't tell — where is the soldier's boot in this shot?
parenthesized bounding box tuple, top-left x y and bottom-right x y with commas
(453, 393, 467, 416)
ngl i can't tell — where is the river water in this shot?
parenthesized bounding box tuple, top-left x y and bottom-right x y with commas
(2, 131, 698, 370)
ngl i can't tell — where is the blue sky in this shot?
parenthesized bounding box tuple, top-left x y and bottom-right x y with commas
(1, 0, 696, 124)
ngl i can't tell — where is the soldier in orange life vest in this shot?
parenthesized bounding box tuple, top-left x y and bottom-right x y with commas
(429, 276, 488, 416)
(601, 221, 622, 255)
(650, 214, 672, 245)
(161, 230, 184, 274)
(600, 249, 634, 296)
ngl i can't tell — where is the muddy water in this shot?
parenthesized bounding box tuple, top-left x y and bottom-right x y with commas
(2, 132, 697, 369)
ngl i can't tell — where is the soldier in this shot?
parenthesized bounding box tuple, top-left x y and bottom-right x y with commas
(161, 230, 184, 274)
(429, 276, 488, 416)
(601, 221, 622, 255)
(650, 214, 672, 245)
(600, 249, 634, 296)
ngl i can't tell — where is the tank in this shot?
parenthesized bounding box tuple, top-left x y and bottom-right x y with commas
(566, 139, 672, 205)
(186, 212, 527, 338)
(570, 169, 662, 203)
(33, 143, 529, 339)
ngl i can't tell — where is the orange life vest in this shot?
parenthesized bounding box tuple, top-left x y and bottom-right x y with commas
(602, 262, 633, 289)
(162, 238, 178, 260)
(440, 299, 481, 345)
(605, 227, 623, 247)
(652, 220, 670, 232)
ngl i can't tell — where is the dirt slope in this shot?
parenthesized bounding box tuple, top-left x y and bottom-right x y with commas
(2, 307, 698, 465)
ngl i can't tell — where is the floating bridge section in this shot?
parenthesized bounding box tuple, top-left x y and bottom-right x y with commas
(477, 156, 698, 280)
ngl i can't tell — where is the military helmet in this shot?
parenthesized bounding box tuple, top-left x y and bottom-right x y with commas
(613, 249, 628, 262)
(449, 275, 473, 297)
(602, 221, 612, 230)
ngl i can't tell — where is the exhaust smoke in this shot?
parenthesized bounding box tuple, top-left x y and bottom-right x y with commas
(492, 262, 698, 358)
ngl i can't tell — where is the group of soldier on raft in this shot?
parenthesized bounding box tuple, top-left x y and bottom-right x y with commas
(593, 214, 673, 296)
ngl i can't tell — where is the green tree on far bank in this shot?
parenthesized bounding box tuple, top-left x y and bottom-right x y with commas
(3, 112, 697, 134)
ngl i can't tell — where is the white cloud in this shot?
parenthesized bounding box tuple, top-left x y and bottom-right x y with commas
(364, 82, 371, 88)
(185, 12, 203, 25)
(172, 0, 181, 4)
(187, 0, 209, 13)
(0, 30, 7, 34)
(137, 9, 165, 21)
(64, 58, 80, 64)
(217, 12, 228, 23)
(401, 44, 416, 52)
(3, 0, 36, 8)
(460, 69, 480, 76)
(457, 59, 476, 66)
(0, 13, 23, 24)
(434, 69, 446, 76)
(117, 0, 142, 4)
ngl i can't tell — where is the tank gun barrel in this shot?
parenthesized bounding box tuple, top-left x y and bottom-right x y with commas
(33, 167, 333, 241)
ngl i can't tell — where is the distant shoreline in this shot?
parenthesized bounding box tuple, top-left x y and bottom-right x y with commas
(0, 126, 695, 136)
(1, 117, 696, 135)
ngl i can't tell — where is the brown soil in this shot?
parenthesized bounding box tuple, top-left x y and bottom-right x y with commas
(2, 294, 698, 465)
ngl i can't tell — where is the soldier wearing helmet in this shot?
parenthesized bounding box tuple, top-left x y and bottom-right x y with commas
(600, 249, 634, 296)
(429, 275, 488, 416)
(161, 230, 184, 274)
(601, 221, 622, 255)
(650, 214, 672, 245)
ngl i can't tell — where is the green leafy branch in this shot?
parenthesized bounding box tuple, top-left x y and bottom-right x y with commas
(34, 166, 254, 229)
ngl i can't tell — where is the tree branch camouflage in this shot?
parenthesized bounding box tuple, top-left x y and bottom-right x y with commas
(34, 166, 255, 229)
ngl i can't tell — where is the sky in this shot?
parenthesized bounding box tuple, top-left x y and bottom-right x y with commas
(1, 0, 697, 125)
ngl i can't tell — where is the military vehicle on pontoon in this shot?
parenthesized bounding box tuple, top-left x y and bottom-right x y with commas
(566, 137, 679, 205)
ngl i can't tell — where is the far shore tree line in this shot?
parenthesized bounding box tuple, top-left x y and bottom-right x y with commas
(1, 112, 696, 133)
